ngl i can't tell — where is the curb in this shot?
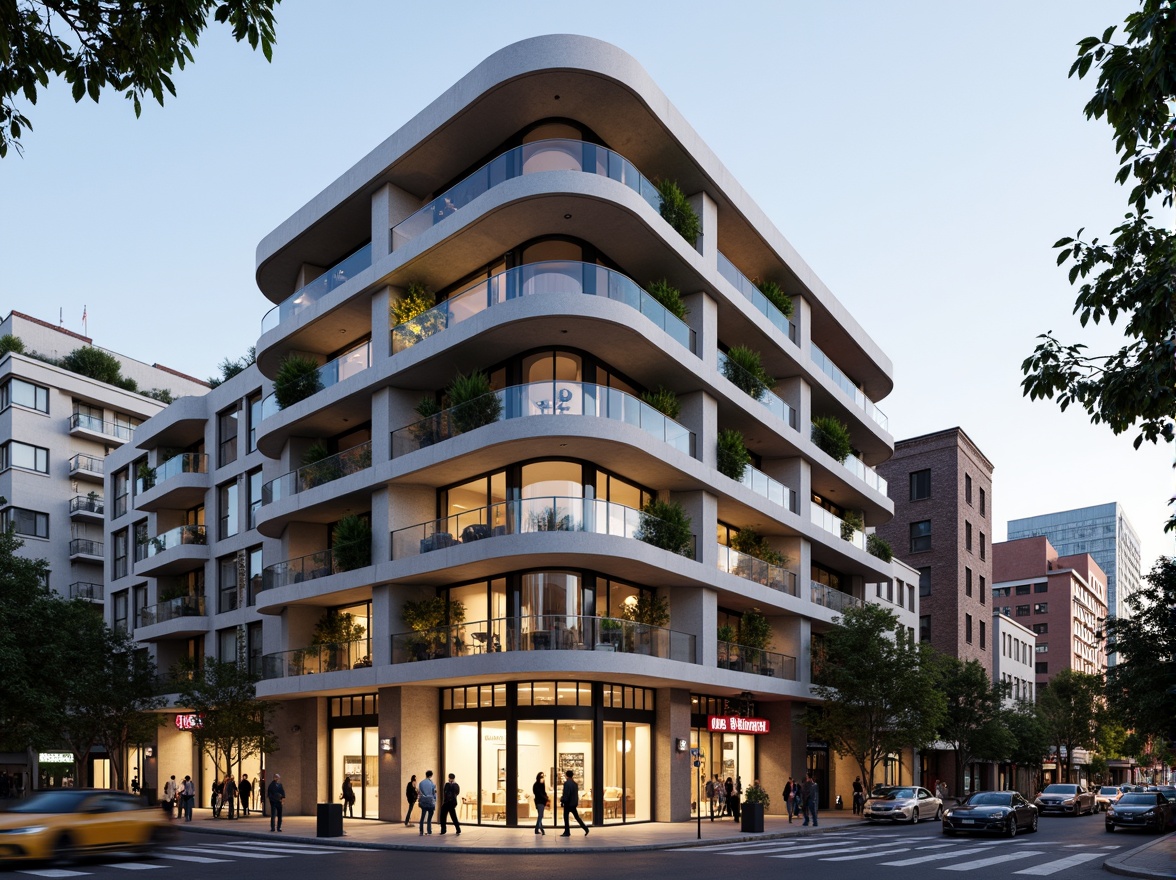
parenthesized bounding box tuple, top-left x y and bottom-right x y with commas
(1103, 833, 1176, 880)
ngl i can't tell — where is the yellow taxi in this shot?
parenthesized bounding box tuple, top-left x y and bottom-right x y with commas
(0, 789, 174, 863)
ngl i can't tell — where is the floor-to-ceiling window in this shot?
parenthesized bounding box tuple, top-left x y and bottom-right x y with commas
(329, 694, 379, 818)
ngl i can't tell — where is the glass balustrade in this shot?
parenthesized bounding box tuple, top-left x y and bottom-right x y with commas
(391, 614, 694, 664)
(69, 538, 103, 556)
(391, 260, 694, 354)
(69, 453, 104, 475)
(262, 442, 372, 505)
(842, 451, 888, 495)
(810, 581, 863, 613)
(716, 640, 797, 680)
(138, 594, 206, 627)
(260, 340, 371, 420)
(736, 464, 796, 512)
(391, 139, 662, 251)
(69, 412, 134, 441)
(69, 495, 104, 516)
(260, 243, 373, 334)
(716, 252, 798, 343)
(136, 453, 208, 495)
(716, 351, 796, 428)
(68, 581, 103, 601)
(716, 544, 798, 596)
(391, 380, 694, 458)
(809, 506, 867, 551)
(810, 343, 889, 431)
(259, 542, 370, 591)
(391, 495, 693, 560)
(143, 525, 207, 557)
(262, 639, 372, 679)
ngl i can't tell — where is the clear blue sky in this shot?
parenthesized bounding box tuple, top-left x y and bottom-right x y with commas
(2, 0, 1169, 573)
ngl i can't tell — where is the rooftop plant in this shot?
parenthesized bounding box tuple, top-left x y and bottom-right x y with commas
(640, 385, 681, 420)
(60, 345, 137, 391)
(0, 334, 25, 355)
(867, 533, 893, 562)
(756, 279, 794, 319)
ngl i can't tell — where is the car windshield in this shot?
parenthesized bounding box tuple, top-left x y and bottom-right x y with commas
(1042, 784, 1077, 795)
(6, 790, 92, 813)
(1118, 793, 1159, 805)
(885, 788, 916, 800)
(1097, 787, 1120, 795)
(966, 792, 1012, 806)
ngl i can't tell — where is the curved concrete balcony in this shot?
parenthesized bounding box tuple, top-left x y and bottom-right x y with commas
(262, 638, 371, 679)
(132, 394, 208, 451)
(716, 640, 797, 680)
(259, 340, 371, 423)
(134, 453, 209, 512)
(134, 525, 208, 576)
(135, 594, 209, 641)
(261, 243, 372, 335)
(255, 548, 373, 615)
(716, 544, 798, 597)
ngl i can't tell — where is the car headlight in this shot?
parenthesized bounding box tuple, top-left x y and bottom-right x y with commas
(992, 810, 1009, 818)
(0, 826, 48, 835)
(1141, 809, 1156, 816)
(943, 810, 953, 818)
(1107, 808, 1116, 815)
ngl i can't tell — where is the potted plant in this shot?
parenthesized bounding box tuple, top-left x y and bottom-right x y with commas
(811, 414, 853, 463)
(636, 498, 693, 557)
(741, 782, 770, 832)
(310, 609, 367, 671)
(620, 592, 670, 655)
(639, 385, 681, 419)
(644, 279, 689, 320)
(411, 396, 445, 448)
(599, 616, 623, 649)
(136, 462, 156, 491)
(331, 514, 372, 571)
(841, 509, 865, 543)
(273, 353, 324, 409)
(716, 623, 736, 668)
(446, 370, 502, 433)
(867, 532, 893, 561)
(721, 345, 776, 401)
(656, 179, 702, 245)
(716, 428, 752, 481)
(300, 440, 343, 489)
(755, 279, 794, 319)
(402, 596, 466, 660)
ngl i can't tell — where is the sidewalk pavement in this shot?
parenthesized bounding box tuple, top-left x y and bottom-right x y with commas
(179, 808, 1175, 875)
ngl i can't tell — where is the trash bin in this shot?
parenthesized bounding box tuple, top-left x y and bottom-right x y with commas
(316, 802, 344, 837)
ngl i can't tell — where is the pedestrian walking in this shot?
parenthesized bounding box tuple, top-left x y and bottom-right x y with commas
(803, 772, 820, 827)
(705, 776, 716, 821)
(852, 776, 864, 815)
(341, 776, 356, 818)
(417, 770, 437, 835)
(404, 774, 418, 826)
(181, 775, 195, 822)
(239, 773, 252, 817)
(716, 775, 727, 816)
(222, 772, 237, 820)
(559, 769, 589, 836)
(211, 777, 223, 818)
(532, 772, 549, 834)
(267, 773, 286, 831)
(162, 775, 177, 819)
(734, 775, 742, 821)
(439, 773, 461, 834)
(783, 777, 796, 823)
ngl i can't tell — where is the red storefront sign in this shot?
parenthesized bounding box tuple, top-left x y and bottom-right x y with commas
(707, 715, 770, 734)
(175, 713, 203, 731)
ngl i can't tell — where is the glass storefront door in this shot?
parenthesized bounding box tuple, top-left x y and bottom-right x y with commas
(331, 726, 379, 818)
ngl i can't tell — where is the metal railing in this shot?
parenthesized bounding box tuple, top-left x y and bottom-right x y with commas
(391, 260, 694, 354)
(69, 581, 104, 601)
(69, 412, 134, 441)
(391, 139, 661, 250)
(262, 639, 372, 678)
(259, 542, 370, 591)
(136, 452, 208, 495)
(810, 581, 863, 614)
(138, 594, 207, 627)
(262, 442, 372, 505)
(716, 640, 797, 680)
(809, 505, 867, 551)
(69, 538, 103, 556)
(811, 343, 888, 431)
(260, 340, 371, 419)
(143, 524, 207, 557)
(69, 495, 104, 516)
(260, 243, 373, 334)
(716, 544, 798, 596)
(391, 615, 695, 664)
(716, 252, 798, 343)
(391, 381, 694, 458)
(69, 453, 104, 475)
(716, 351, 796, 429)
(391, 495, 694, 560)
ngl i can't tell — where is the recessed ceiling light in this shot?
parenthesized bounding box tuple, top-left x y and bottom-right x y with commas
(563, 213, 572, 219)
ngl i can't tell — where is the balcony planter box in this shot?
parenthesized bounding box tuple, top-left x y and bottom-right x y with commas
(740, 802, 764, 833)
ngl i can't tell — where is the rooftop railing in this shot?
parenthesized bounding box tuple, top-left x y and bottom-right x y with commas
(69, 412, 134, 441)
(717, 351, 796, 429)
(260, 243, 373, 334)
(716, 640, 797, 680)
(261, 340, 371, 419)
(810, 343, 888, 431)
(391, 614, 695, 664)
(809, 506, 866, 552)
(262, 441, 372, 506)
(391, 260, 694, 354)
(138, 594, 206, 627)
(391, 139, 661, 251)
(135, 452, 207, 495)
(810, 581, 863, 614)
(391, 380, 694, 459)
(262, 639, 371, 679)
(391, 495, 694, 561)
(716, 252, 798, 344)
(716, 544, 798, 596)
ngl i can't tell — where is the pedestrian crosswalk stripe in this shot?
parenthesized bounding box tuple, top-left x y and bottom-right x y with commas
(15, 871, 88, 878)
(772, 843, 904, 859)
(1013, 852, 1104, 875)
(821, 847, 913, 861)
(153, 854, 230, 864)
(939, 850, 1044, 871)
(105, 864, 166, 871)
(165, 846, 285, 860)
(882, 847, 990, 866)
(204, 843, 341, 854)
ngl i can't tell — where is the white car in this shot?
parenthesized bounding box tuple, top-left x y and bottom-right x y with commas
(864, 786, 943, 824)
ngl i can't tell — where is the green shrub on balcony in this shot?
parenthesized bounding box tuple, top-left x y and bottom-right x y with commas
(273, 353, 324, 409)
(867, 532, 893, 562)
(721, 345, 776, 401)
(446, 370, 502, 433)
(730, 527, 788, 568)
(841, 509, 865, 543)
(311, 609, 366, 646)
(402, 596, 466, 661)
(618, 592, 670, 628)
(0, 334, 25, 355)
(657, 179, 702, 245)
(412, 396, 444, 447)
(300, 441, 343, 489)
(645, 279, 689, 320)
(811, 414, 853, 463)
(716, 428, 752, 481)
(331, 515, 372, 571)
(739, 607, 774, 653)
(391, 281, 436, 324)
(636, 498, 693, 557)
(639, 385, 681, 420)
(756, 280, 794, 319)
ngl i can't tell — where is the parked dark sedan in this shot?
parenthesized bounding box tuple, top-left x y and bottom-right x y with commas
(1034, 783, 1096, 815)
(1105, 792, 1172, 833)
(942, 790, 1039, 837)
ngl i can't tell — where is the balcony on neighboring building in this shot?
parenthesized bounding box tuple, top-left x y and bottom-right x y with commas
(134, 453, 209, 511)
(68, 412, 134, 445)
(810, 581, 863, 614)
(69, 494, 104, 523)
(68, 538, 104, 562)
(68, 452, 104, 483)
(68, 581, 103, 602)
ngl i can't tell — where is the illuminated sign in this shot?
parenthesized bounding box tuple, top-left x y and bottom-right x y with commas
(175, 713, 203, 731)
(707, 715, 770, 734)
(38, 752, 73, 763)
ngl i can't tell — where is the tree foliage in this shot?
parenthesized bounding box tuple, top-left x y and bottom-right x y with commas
(1022, 1, 1176, 532)
(935, 657, 1013, 795)
(60, 345, 136, 390)
(807, 602, 946, 793)
(1103, 556, 1176, 743)
(1, 0, 280, 157)
(1037, 669, 1103, 783)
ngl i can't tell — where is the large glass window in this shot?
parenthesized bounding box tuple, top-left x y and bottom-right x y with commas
(218, 554, 239, 613)
(909, 469, 930, 501)
(910, 520, 931, 553)
(1, 440, 48, 473)
(247, 546, 262, 606)
(219, 481, 238, 539)
(113, 529, 128, 578)
(218, 405, 239, 467)
(1, 378, 49, 412)
(2, 506, 48, 539)
(247, 393, 262, 453)
(113, 468, 129, 518)
(331, 725, 379, 819)
(248, 468, 262, 529)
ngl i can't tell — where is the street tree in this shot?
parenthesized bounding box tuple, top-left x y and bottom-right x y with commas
(1021, 0, 1176, 532)
(173, 646, 277, 783)
(1037, 669, 1104, 783)
(1002, 699, 1051, 793)
(936, 657, 1013, 796)
(807, 602, 946, 793)
(1, 0, 281, 157)
(1103, 557, 1176, 744)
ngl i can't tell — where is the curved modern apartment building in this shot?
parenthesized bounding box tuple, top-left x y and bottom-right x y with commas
(107, 35, 897, 824)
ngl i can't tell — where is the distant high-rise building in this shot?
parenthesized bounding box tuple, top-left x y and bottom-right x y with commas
(1007, 503, 1141, 624)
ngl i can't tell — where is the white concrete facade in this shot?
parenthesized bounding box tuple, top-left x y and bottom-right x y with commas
(110, 36, 898, 824)
(991, 612, 1036, 706)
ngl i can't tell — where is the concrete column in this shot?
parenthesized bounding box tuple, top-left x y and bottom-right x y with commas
(793, 288, 812, 359)
(371, 183, 421, 262)
(678, 390, 716, 468)
(670, 489, 716, 569)
(655, 687, 692, 821)
(683, 290, 716, 371)
(370, 287, 392, 364)
(687, 190, 717, 268)
(379, 685, 440, 822)
(671, 585, 716, 666)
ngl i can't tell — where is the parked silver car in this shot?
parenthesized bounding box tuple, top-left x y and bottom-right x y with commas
(1034, 783, 1096, 815)
(864, 786, 942, 824)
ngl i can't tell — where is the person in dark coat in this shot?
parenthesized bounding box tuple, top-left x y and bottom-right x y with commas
(439, 773, 461, 834)
(239, 773, 253, 817)
(267, 773, 286, 831)
(532, 772, 549, 834)
(559, 769, 589, 836)
(404, 775, 418, 826)
(341, 776, 356, 818)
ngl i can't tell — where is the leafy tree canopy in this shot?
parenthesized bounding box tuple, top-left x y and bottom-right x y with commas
(2, 0, 280, 157)
(935, 657, 1013, 795)
(1021, 1, 1176, 532)
(1037, 669, 1104, 783)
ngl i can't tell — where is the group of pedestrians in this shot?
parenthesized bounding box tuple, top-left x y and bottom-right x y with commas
(159, 771, 285, 830)
(782, 772, 821, 825)
(403, 770, 463, 836)
(704, 774, 743, 821)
